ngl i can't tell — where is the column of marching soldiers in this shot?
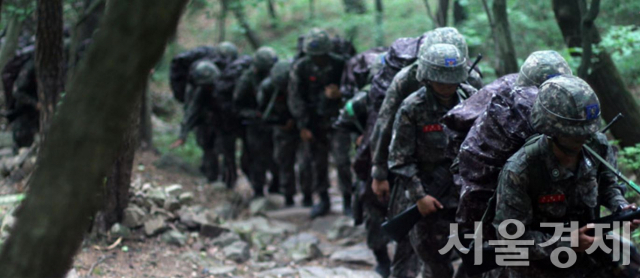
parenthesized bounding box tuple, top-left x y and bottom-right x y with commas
(4, 26, 640, 278)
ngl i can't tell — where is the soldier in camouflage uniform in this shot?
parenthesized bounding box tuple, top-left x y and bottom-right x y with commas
(388, 43, 470, 277)
(171, 60, 221, 181)
(288, 28, 351, 218)
(9, 58, 39, 151)
(234, 46, 279, 197)
(492, 74, 640, 277)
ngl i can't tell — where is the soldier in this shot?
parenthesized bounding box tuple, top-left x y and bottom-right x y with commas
(171, 60, 221, 182)
(388, 43, 470, 277)
(288, 28, 350, 218)
(8, 58, 39, 151)
(217, 41, 239, 66)
(492, 74, 640, 277)
(234, 46, 279, 197)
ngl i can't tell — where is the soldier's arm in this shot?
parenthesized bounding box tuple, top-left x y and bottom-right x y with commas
(178, 86, 204, 140)
(233, 71, 260, 119)
(595, 135, 629, 210)
(493, 167, 571, 260)
(371, 69, 411, 181)
(388, 104, 427, 202)
(12, 63, 38, 107)
(287, 62, 310, 130)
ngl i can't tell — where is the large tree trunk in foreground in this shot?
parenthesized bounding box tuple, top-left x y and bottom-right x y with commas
(0, 0, 187, 276)
(35, 0, 65, 135)
(68, 0, 105, 77)
(553, 0, 640, 147)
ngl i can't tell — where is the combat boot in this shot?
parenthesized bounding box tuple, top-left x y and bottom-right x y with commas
(342, 193, 352, 217)
(285, 195, 295, 207)
(302, 195, 313, 207)
(373, 248, 391, 278)
(310, 191, 331, 219)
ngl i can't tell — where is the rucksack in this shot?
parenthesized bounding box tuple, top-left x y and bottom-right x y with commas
(340, 46, 388, 98)
(169, 46, 219, 103)
(2, 45, 34, 112)
(294, 34, 357, 61)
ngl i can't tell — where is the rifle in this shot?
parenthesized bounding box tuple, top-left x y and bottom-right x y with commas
(381, 166, 453, 242)
(468, 53, 483, 75)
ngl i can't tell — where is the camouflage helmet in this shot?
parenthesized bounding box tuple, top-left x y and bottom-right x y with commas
(423, 27, 469, 58)
(254, 46, 278, 72)
(303, 28, 332, 56)
(269, 60, 291, 87)
(218, 41, 238, 60)
(416, 43, 468, 84)
(516, 50, 572, 87)
(531, 75, 601, 137)
(191, 60, 220, 85)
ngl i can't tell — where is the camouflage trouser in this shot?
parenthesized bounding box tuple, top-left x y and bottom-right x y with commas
(195, 124, 218, 182)
(11, 110, 39, 150)
(331, 129, 353, 195)
(215, 129, 238, 188)
(245, 124, 279, 194)
(410, 207, 456, 278)
(388, 181, 421, 278)
(273, 126, 300, 197)
(363, 197, 389, 251)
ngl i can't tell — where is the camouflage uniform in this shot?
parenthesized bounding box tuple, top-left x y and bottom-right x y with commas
(10, 59, 39, 150)
(233, 47, 279, 196)
(492, 75, 630, 277)
(288, 28, 348, 217)
(388, 44, 469, 277)
(178, 60, 221, 181)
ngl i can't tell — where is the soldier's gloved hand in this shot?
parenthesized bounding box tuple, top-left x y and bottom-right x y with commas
(372, 178, 390, 203)
(573, 224, 595, 253)
(324, 84, 342, 99)
(300, 128, 314, 142)
(416, 195, 443, 216)
(621, 203, 640, 231)
(170, 138, 185, 149)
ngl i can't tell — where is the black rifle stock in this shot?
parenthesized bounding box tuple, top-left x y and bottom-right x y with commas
(381, 204, 422, 242)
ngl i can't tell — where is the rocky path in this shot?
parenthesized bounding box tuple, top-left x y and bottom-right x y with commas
(0, 147, 385, 278)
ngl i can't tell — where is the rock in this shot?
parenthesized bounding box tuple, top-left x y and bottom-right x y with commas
(179, 192, 194, 204)
(163, 197, 181, 212)
(0, 132, 12, 149)
(298, 266, 335, 278)
(110, 223, 131, 238)
(143, 216, 167, 236)
(0, 148, 12, 159)
(164, 184, 183, 197)
(257, 267, 297, 277)
(249, 195, 285, 215)
(213, 202, 236, 220)
(178, 206, 215, 229)
(281, 233, 322, 261)
(327, 216, 358, 240)
(203, 265, 236, 275)
(64, 268, 79, 278)
(146, 188, 167, 206)
(122, 205, 147, 228)
(223, 240, 250, 263)
(210, 181, 227, 191)
(161, 230, 187, 246)
(200, 223, 229, 238)
(0, 211, 15, 239)
(251, 261, 277, 271)
(209, 232, 242, 248)
(329, 244, 376, 266)
(225, 217, 296, 250)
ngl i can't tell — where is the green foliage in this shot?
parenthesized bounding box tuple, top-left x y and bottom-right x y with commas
(619, 143, 640, 172)
(597, 25, 640, 86)
(153, 131, 202, 168)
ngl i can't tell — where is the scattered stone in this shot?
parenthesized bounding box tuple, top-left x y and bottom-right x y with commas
(110, 223, 131, 239)
(223, 240, 250, 263)
(249, 195, 285, 215)
(329, 244, 377, 266)
(161, 230, 187, 246)
(0, 148, 12, 158)
(0, 132, 12, 149)
(122, 205, 147, 228)
(163, 197, 181, 212)
(282, 233, 322, 261)
(310, 215, 340, 234)
(203, 265, 236, 275)
(257, 267, 297, 277)
(327, 216, 359, 240)
(200, 223, 229, 238)
(64, 268, 79, 278)
(143, 216, 167, 236)
(213, 203, 236, 220)
(179, 192, 194, 205)
(251, 261, 277, 271)
(146, 188, 167, 206)
(210, 232, 242, 248)
(210, 181, 227, 191)
(0, 210, 15, 239)
(178, 206, 213, 229)
(225, 217, 296, 250)
(164, 184, 183, 197)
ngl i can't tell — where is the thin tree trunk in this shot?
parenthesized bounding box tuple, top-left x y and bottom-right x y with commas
(309, 0, 315, 20)
(374, 0, 384, 46)
(267, 0, 277, 28)
(553, 0, 640, 147)
(0, 13, 25, 91)
(139, 81, 152, 148)
(422, 0, 438, 27)
(218, 0, 227, 42)
(491, 0, 518, 75)
(0, 0, 187, 276)
(453, 0, 467, 25)
(342, 0, 367, 41)
(231, 1, 261, 50)
(35, 0, 65, 136)
(436, 0, 449, 27)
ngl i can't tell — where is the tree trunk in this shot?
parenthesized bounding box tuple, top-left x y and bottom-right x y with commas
(218, 0, 227, 42)
(491, 0, 518, 75)
(0, 13, 25, 92)
(342, 0, 367, 41)
(553, 0, 640, 147)
(231, 1, 260, 50)
(35, 0, 65, 136)
(139, 81, 152, 149)
(0, 0, 187, 276)
(453, 0, 467, 25)
(267, 0, 277, 28)
(309, 0, 315, 20)
(422, 0, 438, 27)
(68, 0, 105, 77)
(436, 0, 449, 27)
(374, 0, 384, 46)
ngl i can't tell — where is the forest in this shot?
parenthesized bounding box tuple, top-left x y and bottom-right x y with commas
(0, 0, 639, 277)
